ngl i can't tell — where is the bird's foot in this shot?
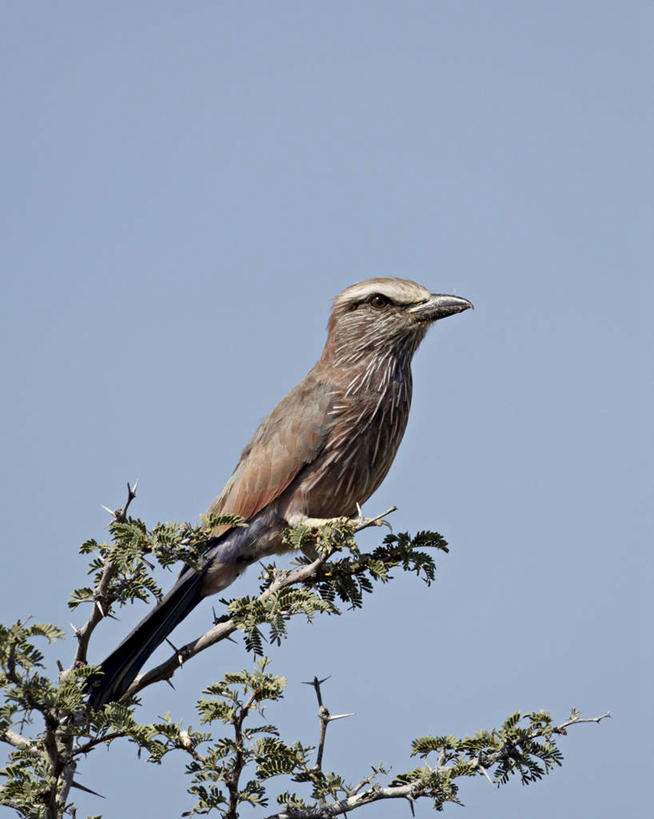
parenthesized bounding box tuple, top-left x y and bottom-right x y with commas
(353, 503, 396, 532)
(288, 505, 397, 534)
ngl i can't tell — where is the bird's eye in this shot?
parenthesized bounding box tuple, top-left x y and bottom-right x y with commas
(370, 294, 390, 309)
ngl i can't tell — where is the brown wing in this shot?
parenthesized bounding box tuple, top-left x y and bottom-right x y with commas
(207, 368, 332, 535)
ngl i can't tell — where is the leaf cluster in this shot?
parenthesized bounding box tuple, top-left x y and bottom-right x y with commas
(224, 525, 448, 657)
(400, 710, 565, 810)
(166, 658, 314, 815)
(151, 664, 576, 817)
(0, 621, 71, 817)
(68, 515, 242, 615)
(311, 529, 447, 607)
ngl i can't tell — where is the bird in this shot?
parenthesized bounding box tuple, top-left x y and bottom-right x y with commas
(86, 277, 472, 708)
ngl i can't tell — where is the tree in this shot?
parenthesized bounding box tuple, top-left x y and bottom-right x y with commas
(0, 484, 608, 818)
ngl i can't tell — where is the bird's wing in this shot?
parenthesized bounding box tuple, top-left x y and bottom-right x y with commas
(207, 371, 332, 533)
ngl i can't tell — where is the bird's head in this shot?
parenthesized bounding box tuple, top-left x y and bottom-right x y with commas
(324, 277, 473, 367)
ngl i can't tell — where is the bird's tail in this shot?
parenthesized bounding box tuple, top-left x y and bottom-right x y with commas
(86, 567, 205, 709)
(86, 511, 275, 709)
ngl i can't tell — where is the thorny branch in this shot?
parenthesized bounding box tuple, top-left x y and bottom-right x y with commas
(0, 485, 611, 818)
(226, 691, 259, 819)
(50, 483, 138, 816)
(263, 712, 612, 819)
(123, 506, 398, 700)
(302, 676, 354, 773)
(72, 481, 138, 666)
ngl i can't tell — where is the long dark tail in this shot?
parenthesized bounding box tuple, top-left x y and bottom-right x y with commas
(86, 510, 277, 709)
(86, 567, 205, 709)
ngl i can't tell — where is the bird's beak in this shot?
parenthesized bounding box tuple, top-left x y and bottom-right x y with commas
(408, 294, 474, 322)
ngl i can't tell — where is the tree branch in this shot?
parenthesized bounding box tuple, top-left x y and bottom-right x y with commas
(72, 481, 138, 666)
(123, 507, 398, 700)
(263, 712, 610, 819)
(71, 731, 133, 758)
(226, 690, 258, 819)
(554, 712, 611, 733)
(302, 676, 353, 774)
(0, 728, 34, 751)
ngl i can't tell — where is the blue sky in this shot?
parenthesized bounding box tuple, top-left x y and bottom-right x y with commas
(1, 2, 650, 817)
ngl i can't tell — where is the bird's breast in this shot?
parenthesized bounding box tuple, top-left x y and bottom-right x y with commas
(283, 375, 412, 520)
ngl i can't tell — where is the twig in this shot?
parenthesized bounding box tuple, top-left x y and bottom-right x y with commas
(226, 691, 259, 819)
(177, 730, 205, 763)
(554, 712, 611, 733)
(71, 481, 138, 666)
(71, 731, 132, 757)
(301, 676, 353, 807)
(348, 771, 378, 797)
(106, 480, 139, 524)
(303, 676, 329, 771)
(300, 673, 355, 817)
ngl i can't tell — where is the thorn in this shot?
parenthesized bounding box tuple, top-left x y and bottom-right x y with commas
(479, 763, 494, 786)
(95, 600, 105, 618)
(302, 675, 331, 687)
(327, 712, 355, 721)
(165, 638, 183, 665)
(405, 794, 416, 817)
(70, 780, 105, 798)
(70, 623, 81, 637)
(56, 659, 64, 672)
(258, 561, 276, 578)
(100, 505, 115, 517)
(165, 678, 176, 690)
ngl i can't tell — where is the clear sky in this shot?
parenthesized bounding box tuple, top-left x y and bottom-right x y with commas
(1, 2, 650, 817)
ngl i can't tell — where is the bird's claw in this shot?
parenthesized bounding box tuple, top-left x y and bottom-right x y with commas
(353, 503, 395, 532)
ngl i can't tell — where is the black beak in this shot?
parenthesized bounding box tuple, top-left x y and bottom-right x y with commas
(408, 294, 474, 322)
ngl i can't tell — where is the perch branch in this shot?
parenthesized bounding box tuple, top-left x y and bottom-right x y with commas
(123, 507, 397, 699)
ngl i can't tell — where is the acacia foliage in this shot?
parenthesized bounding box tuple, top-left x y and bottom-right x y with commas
(0, 509, 602, 818)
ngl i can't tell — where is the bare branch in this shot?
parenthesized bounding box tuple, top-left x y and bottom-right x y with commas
(111, 480, 139, 524)
(267, 781, 424, 818)
(303, 675, 355, 774)
(308, 677, 329, 772)
(0, 728, 35, 751)
(555, 712, 611, 733)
